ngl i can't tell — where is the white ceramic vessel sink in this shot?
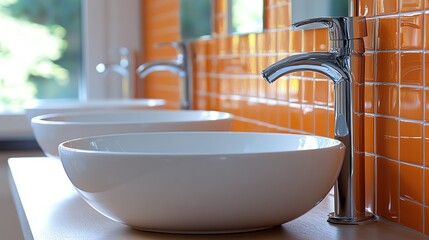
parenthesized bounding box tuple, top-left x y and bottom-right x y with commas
(24, 98, 166, 121)
(59, 132, 345, 234)
(32, 110, 233, 159)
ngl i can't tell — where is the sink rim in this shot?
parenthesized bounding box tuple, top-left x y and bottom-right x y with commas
(59, 131, 345, 156)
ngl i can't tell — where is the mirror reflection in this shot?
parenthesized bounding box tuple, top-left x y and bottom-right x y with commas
(180, 0, 212, 40)
(227, 0, 263, 34)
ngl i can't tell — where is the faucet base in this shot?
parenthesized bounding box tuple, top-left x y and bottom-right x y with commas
(327, 212, 377, 225)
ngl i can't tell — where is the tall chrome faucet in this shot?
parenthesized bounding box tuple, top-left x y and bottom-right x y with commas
(96, 47, 133, 98)
(262, 17, 376, 224)
(136, 42, 192, 110)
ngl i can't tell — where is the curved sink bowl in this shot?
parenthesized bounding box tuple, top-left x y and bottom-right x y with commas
(24, 98, 166, 121)
(32, 110, 233, 159)
(59, 132, 345, 234)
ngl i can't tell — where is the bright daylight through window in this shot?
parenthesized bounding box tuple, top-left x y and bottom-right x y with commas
(0, 0, 81, 112)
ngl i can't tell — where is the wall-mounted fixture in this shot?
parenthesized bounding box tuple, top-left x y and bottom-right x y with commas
(96, 47, 133, 99)
(262, 16, 376, 224)
(136, 42, 192, 110)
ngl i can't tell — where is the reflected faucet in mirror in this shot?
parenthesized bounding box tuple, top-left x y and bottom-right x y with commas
(136, 42, 192, 110)
(96, 47, 133, 99)
(262, 17, 376, 225)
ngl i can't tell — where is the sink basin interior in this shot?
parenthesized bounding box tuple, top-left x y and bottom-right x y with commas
(67, 132, 341, 155)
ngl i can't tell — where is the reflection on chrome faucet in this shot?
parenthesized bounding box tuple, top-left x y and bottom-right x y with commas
(136, 42, 192, 110)
(262, 17, 376, 224)
(96, 47, 133, 99)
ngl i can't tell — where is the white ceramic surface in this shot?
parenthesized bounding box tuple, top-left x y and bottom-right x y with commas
(59, 132, 345, 234)
(24, 98, 166, 121)
(32, 110, 234, 159)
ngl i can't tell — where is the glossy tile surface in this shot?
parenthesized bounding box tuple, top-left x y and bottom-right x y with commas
(140, 0, 429, 235)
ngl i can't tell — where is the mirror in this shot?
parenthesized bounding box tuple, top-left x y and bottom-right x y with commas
(227, 0, 263, 34)
(291, 0, 350, 27)
(180, 0, 212, 40)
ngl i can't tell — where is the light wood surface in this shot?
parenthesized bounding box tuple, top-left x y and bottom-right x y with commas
(8, 157, 429, 240)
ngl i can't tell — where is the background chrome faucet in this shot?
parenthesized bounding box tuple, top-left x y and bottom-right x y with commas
(96, 47, 133, 99)
(136, 41, 192, 110)
(262, 17, 376, 224)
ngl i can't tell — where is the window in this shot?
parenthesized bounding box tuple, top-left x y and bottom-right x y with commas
(0, 0, 140, 139)
(0, 0, 81, 112)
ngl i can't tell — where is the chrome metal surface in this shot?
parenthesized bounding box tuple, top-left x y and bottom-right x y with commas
(96, 48, 133, 98)
(262, 17, 376, 224)
(136, 42, 192, 110)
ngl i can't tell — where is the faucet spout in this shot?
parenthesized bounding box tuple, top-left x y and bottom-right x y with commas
(136, 59, 184, 79)
(262, 52, 347, 84)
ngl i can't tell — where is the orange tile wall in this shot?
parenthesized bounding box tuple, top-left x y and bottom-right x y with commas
(140, 0, 429, 235)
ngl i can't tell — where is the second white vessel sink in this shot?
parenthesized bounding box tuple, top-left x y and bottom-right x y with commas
(32, 110, 234, 158)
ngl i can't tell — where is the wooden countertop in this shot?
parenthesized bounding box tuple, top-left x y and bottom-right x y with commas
(8, 157, 428, 240)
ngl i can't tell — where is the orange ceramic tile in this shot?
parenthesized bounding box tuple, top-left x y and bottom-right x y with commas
(364, 19, 375, 50)
(399, 120, 423, 165)
(425, 125, 429, 167)
(314, 106, 328, 137)
(377, 157, 399, 223)
(425, 55, 429, 87)
(276, 3, 290, 28)
(400, 87, 423, 120)
(376, 116, 399, 160)
(365, 154, 375, 213)
(365, 83, 374, 113)
(425, 207, 429, 234)
(327, 109, 335, 139)
(302, 79, 314, 104)
(277, 100, 289, 128)
(353, 113, 365, 152)
(264, 3, 276, 29)
(288, 78, 302, 103)
(358, 0, 375, 16)
(365, 114, 375, 153)
(424, 14, 429, 50)
(399, 199, 423, 232)
(375, 52, 399, 83)
(289, 30, 303, 53)
(314, 79, 329, 106)
(314, 28, 329, 51)
(400, 0, 423, 12)
(276, 30, 289, 53)
(376, 0, 399, 14)
(365, 53, 374, 82)
(400, 52, 423, 85)
(256, 32, 266, 53)
(400, 162, 423, 202)
(289, 103, 302, 131)
(376, 17, 399, 50)
(425, 169, 429, 204)
(302, 29, 314, 52)
(400, 14, 423, 50)
(375, 84, 399, 116)
(302, 105, 314, 134)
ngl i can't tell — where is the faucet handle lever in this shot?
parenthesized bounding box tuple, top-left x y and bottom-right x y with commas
(293, 17, 367, 40)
